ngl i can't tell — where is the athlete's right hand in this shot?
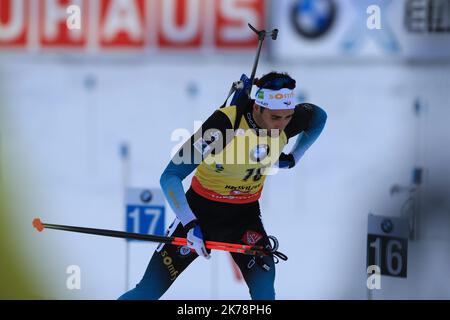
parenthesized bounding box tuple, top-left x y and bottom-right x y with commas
(278, 152, 296, 169)
(186, 221, 210, 259)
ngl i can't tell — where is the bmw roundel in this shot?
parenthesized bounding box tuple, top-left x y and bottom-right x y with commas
(381, 218, 394, 234)
(178, 246, 192, 257)
(250, 144, 270, 162)
(291, 0, 337, 39)
(140, 189, 153, 203)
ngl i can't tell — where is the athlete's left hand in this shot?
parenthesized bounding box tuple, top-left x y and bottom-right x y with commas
(186, 223, 211, 259)
(278, 152, 296, 169)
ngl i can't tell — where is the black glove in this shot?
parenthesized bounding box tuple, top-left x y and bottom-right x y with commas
(278, 152, 295, 169)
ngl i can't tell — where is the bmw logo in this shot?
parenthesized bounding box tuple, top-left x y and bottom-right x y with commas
(140, 190, 153, 203)
(178, 246, 192, 257)
(215, 164, 224, 173)
(381, 219, 394, 234)
(250, 144, 270, 162)
(291, 0, 337, 39)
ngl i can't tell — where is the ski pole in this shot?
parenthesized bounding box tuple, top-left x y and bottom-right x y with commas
(220, 23, 278, 108)
(247, 23, 278, 97)
(32, 218, 267, 256)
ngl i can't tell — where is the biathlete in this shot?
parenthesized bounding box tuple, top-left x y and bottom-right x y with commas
(119, 71, 327, 300)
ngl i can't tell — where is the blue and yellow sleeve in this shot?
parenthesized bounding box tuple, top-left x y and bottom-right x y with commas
(159, 109, 233, 227)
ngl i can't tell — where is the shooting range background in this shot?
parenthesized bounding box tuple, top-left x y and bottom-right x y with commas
(1, 0, 450, 299)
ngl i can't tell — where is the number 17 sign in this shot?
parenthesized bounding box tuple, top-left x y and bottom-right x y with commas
(125, 188, 165, 241)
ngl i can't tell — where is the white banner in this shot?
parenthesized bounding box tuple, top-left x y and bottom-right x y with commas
(271, 0, 450, 60)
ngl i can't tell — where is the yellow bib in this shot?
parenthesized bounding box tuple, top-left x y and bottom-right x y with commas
(192, 106, 288, 203)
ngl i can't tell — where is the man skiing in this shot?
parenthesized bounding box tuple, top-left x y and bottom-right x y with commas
(119, 71, 327, 300)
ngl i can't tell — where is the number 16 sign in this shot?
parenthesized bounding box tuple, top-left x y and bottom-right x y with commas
(367, 214, 408, 278)
(125, 188, 165, 241)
